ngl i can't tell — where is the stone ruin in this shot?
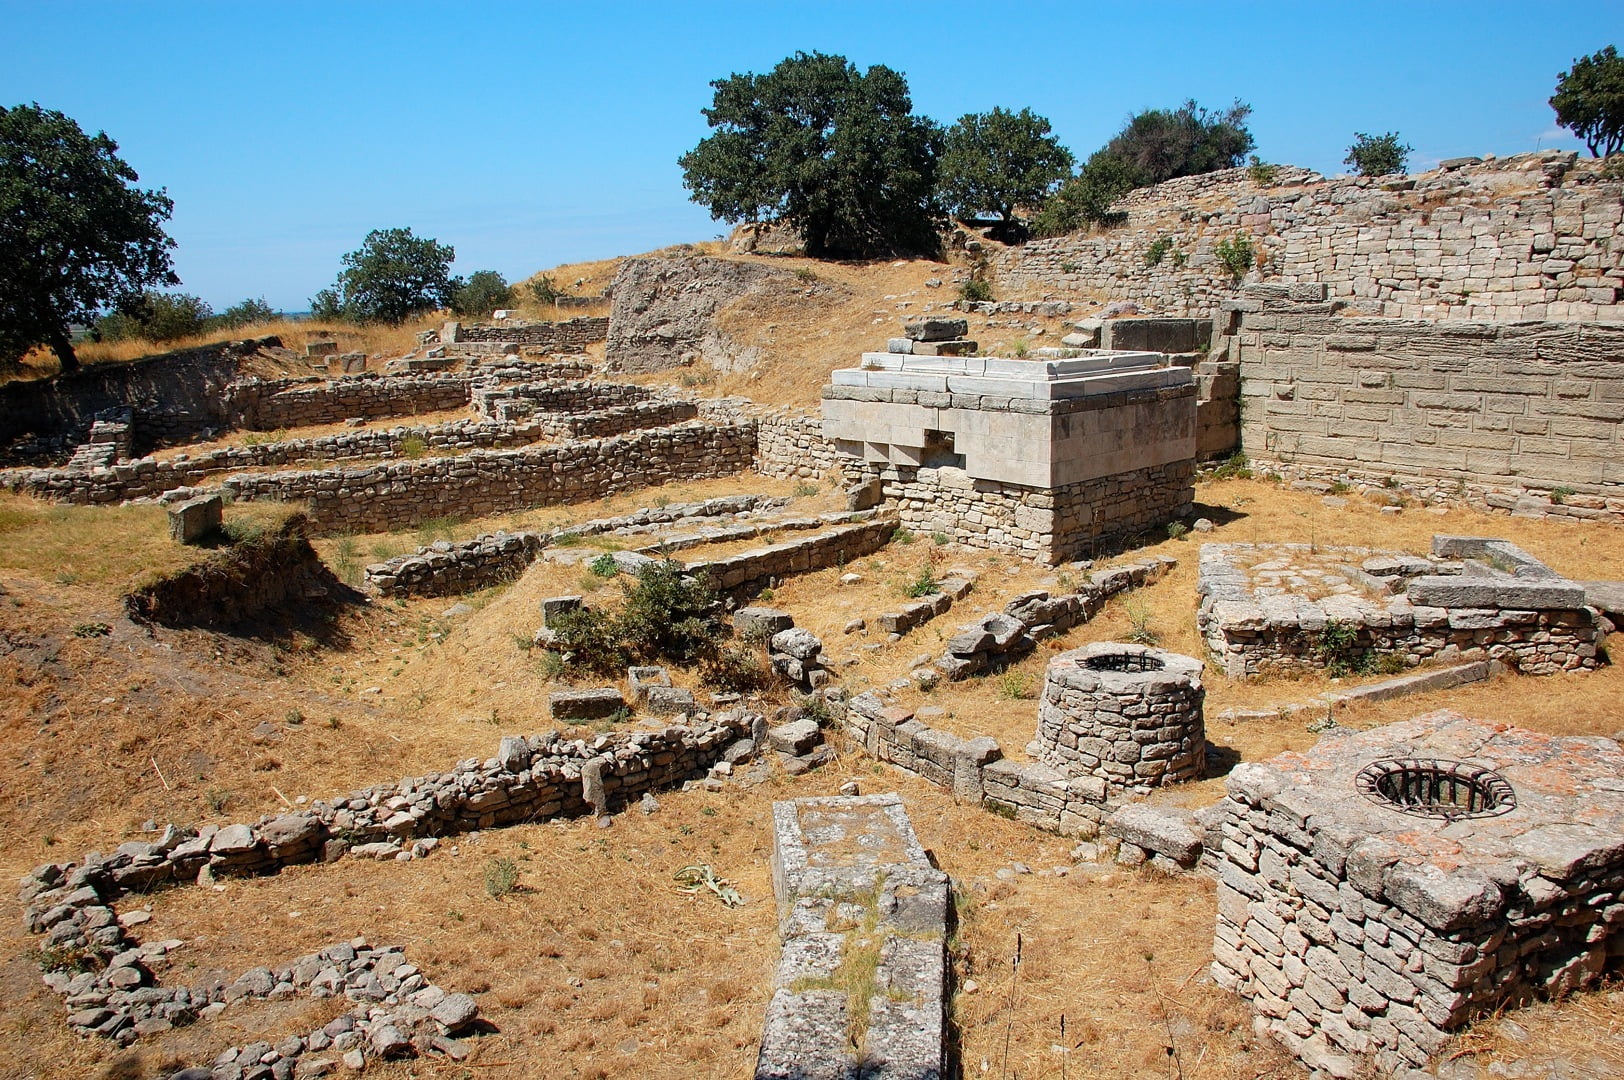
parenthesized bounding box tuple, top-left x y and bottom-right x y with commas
(758, 794, 948, 1080)
(822, 337, 1196, 562)
(1034, 641, 1206, 794)
(1209, 711, 1624, 1079)
(1198, 535, 1607, 678)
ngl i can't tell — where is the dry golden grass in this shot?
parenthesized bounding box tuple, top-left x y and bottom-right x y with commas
(4, 458, 1624, 1078)
(6, 317, 438, 384)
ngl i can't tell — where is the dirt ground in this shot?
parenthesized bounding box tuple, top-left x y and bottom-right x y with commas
(3, 470, 1624, 1079)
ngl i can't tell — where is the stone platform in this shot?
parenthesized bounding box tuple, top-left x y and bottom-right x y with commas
(1210, 711, 1624, 1078)
(757, 794, 948, 1080)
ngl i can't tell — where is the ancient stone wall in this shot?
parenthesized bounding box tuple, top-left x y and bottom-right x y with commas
(451, 317, 607, 348)
(852, 456, 1193, 563)
(683, 516, 895, 595)
(1, 419, 546, 504)
(754, 411, 850, 480)
(1225, 296, 1624, 506)
(228, 372, 475, 430)
(997, 156, 1622, 322)
(470, 380, 654, 420)
(222, 421, 759, 533)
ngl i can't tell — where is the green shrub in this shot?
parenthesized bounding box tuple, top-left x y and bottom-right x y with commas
(399, 434, 427, 459)
(1314, 618, 1372, 678)
(791, 481, 820, 497)
(529, 274, 562, 305)
(450, 270, 513, 318)
(1550, 485, 1576, 504)
(702, 643, 772, 692)
(1247, 155, 1279, 185)
(959, 277, 994, 303)
(1166, 521, 1189, 541)
(903, 566, 939, 598)
(589, 552, 620, 578)
(547, 606, 628, 675)
(997, 671, 1037, 700)
(1213, 234, 1255, 284)
(1344, 132, 1411, 177)
(1210, 451, 1253, 480)
(1144, 236, 1174, 267)
(484, 857, 520, 899)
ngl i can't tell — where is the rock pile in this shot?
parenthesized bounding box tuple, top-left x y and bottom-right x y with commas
(933, 556, 1175, 680)
(769, 626, 828, 691)
(884, 317, 978, 357)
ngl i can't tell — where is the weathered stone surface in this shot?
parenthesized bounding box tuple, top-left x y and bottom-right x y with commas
(549, 688, 625, 721)
(1105, 804, 1202, 867)
(168, 495, 222, 544)
(767, 718, 822, 756)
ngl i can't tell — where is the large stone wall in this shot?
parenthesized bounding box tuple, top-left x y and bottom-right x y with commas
(222, 421, 759, 533)
(996, 155, 1623, 323)
(754, 411, 851, 480)
(1225, 294, 1624, 503)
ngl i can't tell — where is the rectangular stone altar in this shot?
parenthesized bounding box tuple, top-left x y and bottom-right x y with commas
(822, 351, 1196, 562)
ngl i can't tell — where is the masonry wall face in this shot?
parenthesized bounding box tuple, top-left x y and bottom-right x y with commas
(453, 317, 608, 349)
(1232, 312, 1624, 496)
(995, 158, 1623, 323)
(223, 421, 759, 533)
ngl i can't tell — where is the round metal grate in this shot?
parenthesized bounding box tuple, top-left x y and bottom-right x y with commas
(1084, 651, 1165, 673)
(1356, 758, 1515, 820)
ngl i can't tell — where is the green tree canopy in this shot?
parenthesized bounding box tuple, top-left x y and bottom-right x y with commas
(1095, 99, 1254, 189)
(679, 51, 943, 258)
(1344, 131, 1412, 176)
(95, 290, 211, 343)
(1031, 99, 1254, 238)
(938, 107, 1074, 225)
(450, 270, 514, 318)
(316, 227, 456, 324)
(1551, 45, 1624, 158)
(0, 103, 177, 372)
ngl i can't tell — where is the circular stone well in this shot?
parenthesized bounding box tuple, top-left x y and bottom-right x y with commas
(1036, 642, 1205, 791)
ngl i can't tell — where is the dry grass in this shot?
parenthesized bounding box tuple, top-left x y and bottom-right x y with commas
(3, 458, 1624, 1077)
(6, 317, 437, 384)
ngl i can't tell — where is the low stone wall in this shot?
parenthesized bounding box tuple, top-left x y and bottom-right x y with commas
(533, 400, 698, 440)
(684, 516, 896, 594)
(365, 531, 545, 598)
(18, 715, 754, 916)
(754, 412, 849, 481)
(227, 372, 475, 431)
(222, 420, 760, 533)
(0, 419, 547, 505)
(364, 495, 786, 598)
(450, 317, 608, 349)
(470, 379, 654, 421)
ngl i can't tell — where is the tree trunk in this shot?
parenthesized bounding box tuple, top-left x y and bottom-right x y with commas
(47, 326, 79, 373)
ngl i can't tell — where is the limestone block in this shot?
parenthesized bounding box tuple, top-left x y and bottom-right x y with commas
(168, 495, 222, 544)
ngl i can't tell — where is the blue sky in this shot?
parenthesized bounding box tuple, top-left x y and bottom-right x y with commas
(2, 1, 1615, 311)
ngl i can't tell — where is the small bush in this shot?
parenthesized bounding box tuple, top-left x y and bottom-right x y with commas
(1122, 598, 1159, 646)
(931, 531, 950, 546)
(997, 671, 1037, 700)
(528, 274, 562, 305)
(485, 857, 521, 899)
(1247, 155, 1279, 185)
(1210, 451, 1253, 480)
(399, 434, 427, 460)
(702, 643, 772, 693)
(904, 567, 939, 598)
(794, 266, 819, 283)
(1550, 485, 1576, 504)
(1344, 132, 1411, 177)
(1144, 236, 1174, 267)
(1213, 234, 1255, 284)
(891, 527, 916, 545)
(1166, 521, 1189, 541)
(959, 277, 994, 303)
(791, 481, 820, 497)
(1060, 261, 1080, 274)
(71, 622, 111, 638)
(589, 553, 619, 578)
(1314, 618, 1371, 678)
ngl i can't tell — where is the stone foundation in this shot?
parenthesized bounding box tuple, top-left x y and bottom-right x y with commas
(1210, 711, 1624, 1078)
(1198, 538, 1605, 678)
